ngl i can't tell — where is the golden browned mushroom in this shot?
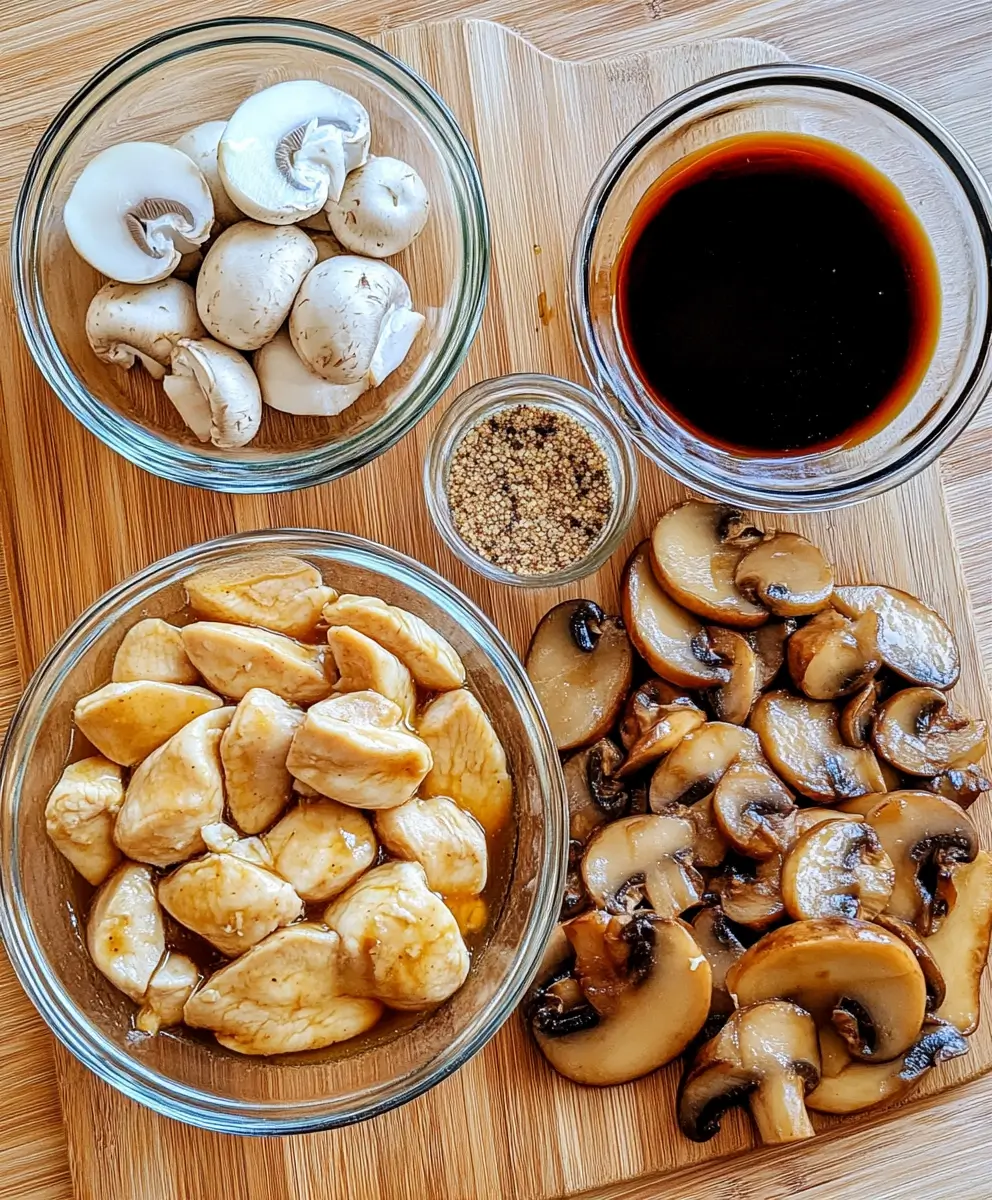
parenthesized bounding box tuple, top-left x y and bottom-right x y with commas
(618, 681, 705, 777)
(649, 722, 760, 810)
(781, 819, 894, 921)
(839, 680, 882, 749)
(685, 793, 730, 869)
(925, 767, 991, 809)
(707, 627, 760, 725)
(873, 687, 988, 777)
(564, 739, 629, 846)
(872, 913, 946, 1013)
(649, 500, 768, 628)
(691, 906, 746, 1015)
(581, 814, 703, 918)
(712, 854, 786, 930)
(747, 620, 797, 691)
(712, 758, 796, 859)
(791, 807, 853, 838)
(925, 850, 992, 1034)
(735, 532, 834, 618)
(525, 600, 634, 751)
(787, 609, 881, 701)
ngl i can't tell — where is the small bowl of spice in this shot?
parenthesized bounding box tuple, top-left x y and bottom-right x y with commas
(424, 373, 638, 586)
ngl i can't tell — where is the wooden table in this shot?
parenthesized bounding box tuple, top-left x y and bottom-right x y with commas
(1, 1, 990, 1197)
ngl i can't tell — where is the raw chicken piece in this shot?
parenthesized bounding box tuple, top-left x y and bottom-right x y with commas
(287, 691, 432, 809)
(375, 796, 487, 896)
(322, 595, 465, 691)
(136, 952, 199, 1033)
(73, 680, 222, 766)
(265, 799, 377, 902)
(327, 625, 416, 724)
(418, 690, 513, 836)
(86, 862, 165, 1002)
(201, 821, 272, 866)
(185, 555, 337, 640)
(220, 688, 304, 833)
(45, 756, 124, 885)
(114, 707, 234, 867)
(112, 618, 199, 685)
(324, 861, 470, 1009)
(183, 924, 382, 1054)
(182, 622, 334, 704)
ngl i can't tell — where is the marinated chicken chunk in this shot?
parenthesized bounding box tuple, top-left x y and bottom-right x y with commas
(136, 952, 199, 1034)
(327, 625, 417, 724)
(322, 595, 465, 691)
(220, 688, 304, 833)
(73, 680, 222, 766)
(325, 861, 470, 1009)
(86, 863, 165, 1002)
(200, 821, 272, 866)
(185, 555, 337, 640)
(45, 756, 124, 885)
(418, 689, 512, 836)
(114, 707, 233, 867)
(375, 796, 488, 896)
(112, 618, 200, 685)
(265, 800, 377, 902)
(182, 622, 335, 705)
(183, 924, 383, 1055)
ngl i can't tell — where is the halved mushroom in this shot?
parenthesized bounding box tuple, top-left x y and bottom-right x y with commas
(564, 739, 629, 845)
(925, 851, 992, 1034)
(712, 854, 786, 930)
(621, 543, 730, 688)
(691, 906, 746, 1015)
(678, 1000, 820, 1145)
(254, 329, 366, 417)
(649, 501, 768, 628)
(112, 618, 199, 685)
(581, 814, 703, 918)
(872, 913, 946, 1012)
(181, 621, 333, 705)
(864, 791, 979, 934)
(735, 532, 834, 618)
(685, 793, 731, 869)
(326, 156, 430, 258)
(787, 609, 881, 701)
(873, 687, 987, 777)
(925, 767, 991, 809)
(45, 757, 124, 886)
(64, 141, 213, 283)
(173, 120, 243, 228)
(839, 680, 882, 749)
(750, 691, 886, 803)
(712, 758, 796, 859)
(85, 278, 205, 379)
(747, 620, 797, 691)
(782, 819, 894, 921)
(706, 627, 760, 725)
(832, 585, 960, 689)
(525, 600, 633, 752)
(649, 721, 760, 810)
(73, 680, 223, 766)
(529, 910, 711, 1085)
(163, 337, 262, 449)
(726, 917, 927, 1062)
(185, 555, 335, 642)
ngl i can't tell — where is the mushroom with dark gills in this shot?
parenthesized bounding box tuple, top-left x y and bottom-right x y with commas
(580, 814, 703, 919)
(734, 531, 835, 618)
(872, 687, 988, 776)
(781, 819, 895, 921)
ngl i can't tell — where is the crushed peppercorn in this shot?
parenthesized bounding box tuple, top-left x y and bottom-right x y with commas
(446, 405, 615, 575)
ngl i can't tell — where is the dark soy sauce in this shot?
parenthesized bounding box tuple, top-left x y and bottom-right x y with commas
(615, 133, 940, 455)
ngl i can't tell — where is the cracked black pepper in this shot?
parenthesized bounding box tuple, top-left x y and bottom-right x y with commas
(446, 405, 615, 575)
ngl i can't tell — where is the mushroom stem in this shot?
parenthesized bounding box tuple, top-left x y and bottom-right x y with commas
(751, 1074, 816, 1144)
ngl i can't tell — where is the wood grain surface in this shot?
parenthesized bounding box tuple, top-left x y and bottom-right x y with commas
(1, 2, 991, 1199)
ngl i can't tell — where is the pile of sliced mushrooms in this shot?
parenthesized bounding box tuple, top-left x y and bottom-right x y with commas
(66, 79, 430, 448)
(524, 499, 992, 1145)
(45, 555, 512, 1055)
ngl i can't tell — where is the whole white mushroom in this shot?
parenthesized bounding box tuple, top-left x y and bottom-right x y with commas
(173, 120, 243, 228)
(326, 156, 430, 258)
(85, 278, 205, 379)
(163, 337, 262, 449)
(254, 329, 366, 417)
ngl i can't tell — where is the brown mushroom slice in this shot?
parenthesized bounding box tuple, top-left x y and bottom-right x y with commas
(832, 585, 960, 689)
(691, 906, 746, 1015)
(649, 501, 768, 628)
(790, 807, 852, 839)
(873, 687, 988, 777)
(750, 691, 886, 803)
(872, 913, 946, 1013)
(561, 845, 590, 921)
(621, 544, 729, 688)
(678, 1001, 820, 1145)
(530, 910, 711, 1085)
(619, 678, 693, 747)
(864, 791, 979, 934)
(563, 739, 629, 845)
(649, 722, 760, 810)
(747, 620, 797, 691)
(782, 819, 894, 921)
(525, 600, 633, 752)
(925, 850, 992, 1034)
(686, 793, 731, 868)
(707, 627, 759, 725)
(787, 609, 881, 701)
(839, 680, 882, 749)
(581, 815, 703, 918)
(712, 758, 796, 859)
(621, 706, 706, 778)
(712, 855, 785, 930)
(925, 767, 991, 809)
(735, 532, 834, 618)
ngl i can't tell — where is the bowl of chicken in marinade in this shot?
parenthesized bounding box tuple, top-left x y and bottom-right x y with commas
(0, 532, 565, 1133)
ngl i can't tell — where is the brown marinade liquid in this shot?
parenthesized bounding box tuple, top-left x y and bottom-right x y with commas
(615, 133, 940, 455)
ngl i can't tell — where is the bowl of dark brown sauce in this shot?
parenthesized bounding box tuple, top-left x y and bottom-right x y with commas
(571, 64, 992, 510)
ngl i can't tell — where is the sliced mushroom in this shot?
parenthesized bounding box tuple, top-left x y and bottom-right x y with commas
(112, 618, 199, 685)
(750, 691, 886, 803)
(691, 906, 746, 1015)
(832, 585, 960, 689)
(712, 758, 796, 859)
(791, 807, 852, 839)
(621, 543, 730, 688)
(649, 721, 760, 810)
(873, 687, 987, 777)
(173, 120, 243, 228)
(686, 792, 731, 868)
(747, 620, 797, 691)
(782, 819, 894, 921)
(925, 851, 992, 1034)
(712, 854, 785, 930)
(85, 278, 205, 379)
(872, 913, 946, 1012)
(925, 767, 991, 809)
(678, 1000, 820, 1145)
(619, 678, 693, 747)
(735, 532, 834, 618)
(561, 843, 590, 920)
(185, 555, 335, 641)
(181, 622, 333, 705)
(839, 680, 882, 748)
(254, 329, 366, 417)
(72, 680, 223, 766)
(649, 501, 768, 628)
(706, 627, 760, 725)
(524, 600, 633, 752)
(621, 705, 705, 778)
(787, 609, 881, 700)
(564, 739, 629, 845)
(726, 917, 927, 1062)
(326, 156, 430, 258)
(581, 814, 703, 918)
(86, 862, 165, 1002)
(163, 337, 262, 449)
(45, 757, 124, 886)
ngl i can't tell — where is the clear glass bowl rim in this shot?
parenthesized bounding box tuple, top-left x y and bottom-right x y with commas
(0, 530, 567, 1135)
(11, 16, 491, 494)
(570, 62, 992, 511)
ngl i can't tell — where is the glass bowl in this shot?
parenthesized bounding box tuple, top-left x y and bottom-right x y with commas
(423, 373, 639, 587)
(11, 18, 489, 493)
(571, 64, 992, 512)
(0, 531, 566, 1134)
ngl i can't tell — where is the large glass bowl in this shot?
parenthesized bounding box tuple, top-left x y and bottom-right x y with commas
(0, 532, 566, 1134)
(11, 18, 489, 493)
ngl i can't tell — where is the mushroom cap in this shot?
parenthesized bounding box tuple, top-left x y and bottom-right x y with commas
(254, 329, 366, 417)
(173, 120, 243, 227)
(735, 531, 834, 618)
(581, 813, 702, 917)
(712, 756, 796, 859)
(781, 818, 895, 921)
(873, 687, 987, 777)
(85, 277, 205, 379)
(327, 155, 430, 258)
(65, 141, 214, 284)
(163, 337, 262, 449)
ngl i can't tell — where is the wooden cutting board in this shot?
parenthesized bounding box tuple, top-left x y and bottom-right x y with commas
(1, 16, 991, 1200)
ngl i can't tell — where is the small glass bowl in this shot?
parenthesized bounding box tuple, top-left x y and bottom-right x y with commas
(423, 373, 639, 587)
(571, 64, 992, 512)
(11, 18, 489, 493)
